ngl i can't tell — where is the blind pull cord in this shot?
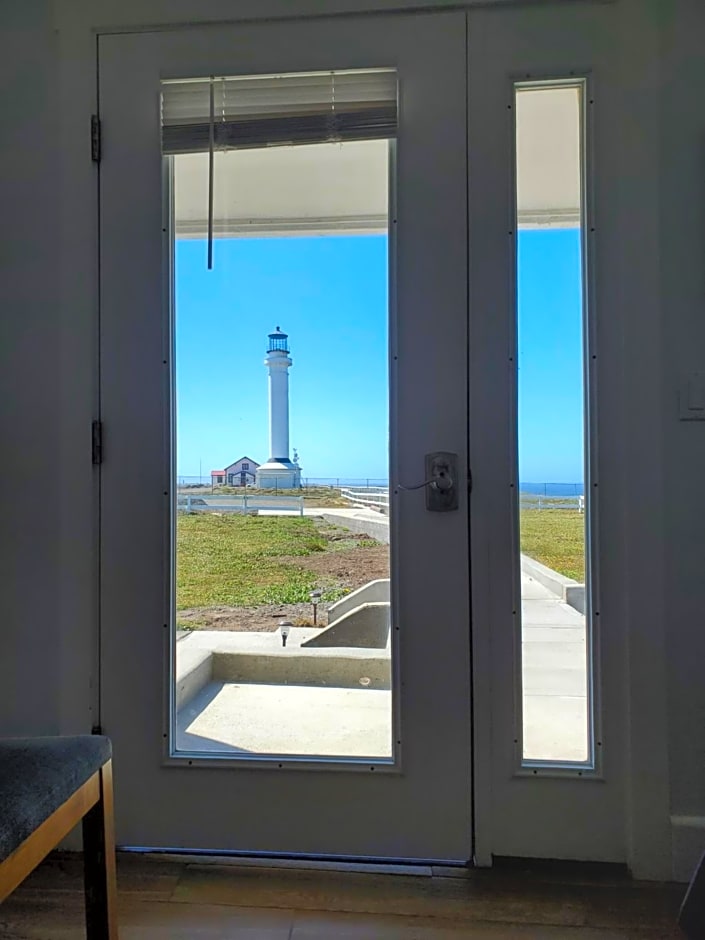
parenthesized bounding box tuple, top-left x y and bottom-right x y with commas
(207, 75, 215, 270)
(328, 71, 336, 142)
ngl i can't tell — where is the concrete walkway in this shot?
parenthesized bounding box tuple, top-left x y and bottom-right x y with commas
(175, 571, 587, 762)
(521, 575, 587, 762)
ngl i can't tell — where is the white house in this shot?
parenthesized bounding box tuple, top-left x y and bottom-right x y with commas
(212, 456, 260, 487)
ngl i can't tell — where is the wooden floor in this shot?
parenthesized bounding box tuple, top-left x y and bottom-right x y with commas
(0, 852, 685, 938)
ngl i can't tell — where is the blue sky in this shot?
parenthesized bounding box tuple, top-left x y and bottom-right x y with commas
(176, 229, 584, 483)
(517, 227, 585, 484)
(176, 235, 389, 480)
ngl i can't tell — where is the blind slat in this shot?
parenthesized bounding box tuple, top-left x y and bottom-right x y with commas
(161, 69, 397, 154)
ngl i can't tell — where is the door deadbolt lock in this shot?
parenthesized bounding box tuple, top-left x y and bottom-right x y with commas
(425, 452, 459, 512)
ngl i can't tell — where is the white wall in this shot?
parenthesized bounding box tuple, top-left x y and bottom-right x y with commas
(2, 0, 705, 878)
(0, 2, 64, 734)
(659, 0, 705, 881)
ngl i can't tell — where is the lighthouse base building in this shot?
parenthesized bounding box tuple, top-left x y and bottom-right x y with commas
(255, 458, 301, 490)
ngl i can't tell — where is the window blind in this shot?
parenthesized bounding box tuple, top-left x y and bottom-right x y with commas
(161, 69, 398, 154)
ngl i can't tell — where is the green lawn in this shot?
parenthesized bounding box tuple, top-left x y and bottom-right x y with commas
(177, 514, 333, 608)
(177, 509, 585, 613)
(520, 509, 585, 582)
(206, 485, 351, 508)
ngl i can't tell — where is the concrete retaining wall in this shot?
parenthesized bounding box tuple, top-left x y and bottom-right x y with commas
(176, 631, 393, 709)
(321, 512, 390, 545)
(175, 647, 213, 709)
(212, 649, 391, 689)
(520, 554, 585, 614)
(303, 601, 390, 649)
(327, 579, 390, 625)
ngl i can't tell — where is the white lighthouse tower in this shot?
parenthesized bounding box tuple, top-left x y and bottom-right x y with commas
(255, 327, 301, 489)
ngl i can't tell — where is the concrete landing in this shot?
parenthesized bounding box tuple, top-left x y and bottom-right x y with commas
(177, 682, 392, 758)
(176, 628, 391, 711)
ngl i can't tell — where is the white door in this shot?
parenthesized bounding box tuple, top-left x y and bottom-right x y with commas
(99, 13, 472, 860)
(467, 1, 628, 863)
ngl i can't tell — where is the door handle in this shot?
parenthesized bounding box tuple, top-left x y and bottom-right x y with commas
(425, 452, 458, 512)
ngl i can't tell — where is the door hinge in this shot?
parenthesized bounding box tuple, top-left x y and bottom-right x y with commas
(91, 114, 101, 163)
(92, 420, 103, 465)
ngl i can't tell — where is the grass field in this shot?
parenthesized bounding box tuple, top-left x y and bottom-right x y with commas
(176, 514, 383, 609)
(177, 514, 330, 608)
(202, 485, 351, 508)
(177, 508, 585, 614)
(519, 509, 585, 582)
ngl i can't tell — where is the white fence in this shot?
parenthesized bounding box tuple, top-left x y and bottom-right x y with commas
(179, 484, 582, 516)
(178, 494, 304, 516)
(341, 487, 390, 514)
(340, 486, 583, 516)
(520, 494, 584, 513)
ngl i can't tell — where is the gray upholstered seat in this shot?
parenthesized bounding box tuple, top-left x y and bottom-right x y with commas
(0, 735, 112, 862)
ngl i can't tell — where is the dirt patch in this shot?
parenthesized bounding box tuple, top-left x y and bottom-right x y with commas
(178, 542, 390, 633)
(177, 602, 327, 632)
(282, 543, 389, 586)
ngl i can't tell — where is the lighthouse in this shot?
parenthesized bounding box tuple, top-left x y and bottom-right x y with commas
(255, 327, 302, 489)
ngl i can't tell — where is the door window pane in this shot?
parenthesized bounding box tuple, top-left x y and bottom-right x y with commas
(515, 82, 592, 764)
(165, 72, 395, 761)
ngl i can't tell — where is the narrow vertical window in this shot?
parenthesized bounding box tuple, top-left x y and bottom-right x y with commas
(515, 82, 592, 765)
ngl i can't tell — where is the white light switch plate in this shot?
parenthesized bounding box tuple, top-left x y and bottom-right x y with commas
(679, 372, 705, 420)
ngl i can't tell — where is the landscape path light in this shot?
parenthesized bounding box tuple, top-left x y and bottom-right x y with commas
(310, 589, 322, 626)
(280, 620, 292, 648)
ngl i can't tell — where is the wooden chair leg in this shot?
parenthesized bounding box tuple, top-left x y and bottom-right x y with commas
(680, 851, 705, 940)
(82, 759, 119, 938)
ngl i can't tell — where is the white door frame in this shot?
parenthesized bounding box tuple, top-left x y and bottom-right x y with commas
(89, 0, 671, 874)
(98, 11, 473, 861)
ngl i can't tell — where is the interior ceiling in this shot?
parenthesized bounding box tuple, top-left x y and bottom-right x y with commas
(515, 86, 581, 229)
(173, 87, 581, 238)
(174, 141, 389, 239)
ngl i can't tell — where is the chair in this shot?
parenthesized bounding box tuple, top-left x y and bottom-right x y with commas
(0, 735, 118, 938)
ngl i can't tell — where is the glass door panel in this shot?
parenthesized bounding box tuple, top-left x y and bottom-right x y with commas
(169, 111, 393, 760)
(514, 81, 591, 765)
